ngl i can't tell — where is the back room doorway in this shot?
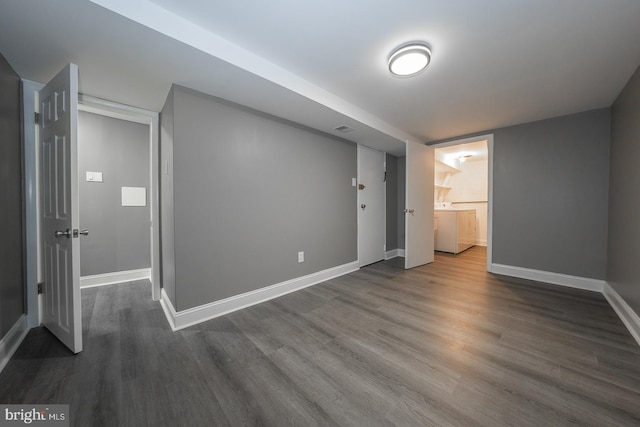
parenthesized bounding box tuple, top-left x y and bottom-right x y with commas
(433, 135, 494, 269)
(77, 96, 160, 299)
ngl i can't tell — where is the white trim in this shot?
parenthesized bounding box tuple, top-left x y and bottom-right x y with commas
(385, 249, 405, 259)
(161, 261, 359, 331)
(0, 315, 29, 374)
(80, 268, 151, 288)
(22, 79, 44, 329)
(385, 249, 399, 259)
(79, 94, 157, 121)
(78, 95, 161, 302)
(490, 263, 605, 293)
(603, 283, 640, 347)
(159, 290, 178, 331)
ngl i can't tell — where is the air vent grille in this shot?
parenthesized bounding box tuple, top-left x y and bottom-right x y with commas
(333, 125, 355, 133)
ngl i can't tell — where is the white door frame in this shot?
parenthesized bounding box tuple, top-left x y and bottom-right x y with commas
(22, 87, 161, 330)
(77, 95, 161, 301)
(22, 80, 44, 329)
(431, 134, 494, 271)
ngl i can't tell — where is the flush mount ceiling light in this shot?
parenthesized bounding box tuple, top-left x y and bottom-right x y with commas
(388, 42, 431, 77)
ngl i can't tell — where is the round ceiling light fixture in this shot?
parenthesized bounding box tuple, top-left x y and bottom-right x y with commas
(388, 42, 432, 77)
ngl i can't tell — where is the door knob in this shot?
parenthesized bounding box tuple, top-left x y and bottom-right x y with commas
(358, 184, 366, 190)
(361, 204, 366, 210)
(79, 229, 89, 236)
(404, 208, 415, 214)
(54, 228, 72, 238)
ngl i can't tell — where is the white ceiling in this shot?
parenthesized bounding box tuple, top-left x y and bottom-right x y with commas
(1, 0, 639, 156)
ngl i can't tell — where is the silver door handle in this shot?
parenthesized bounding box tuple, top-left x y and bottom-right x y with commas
(404, 209, 415, 214)
(55, 228, 72, 238)
(79, 229, 89, 236)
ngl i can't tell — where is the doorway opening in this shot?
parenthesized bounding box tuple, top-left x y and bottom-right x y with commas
(433, 134, 494, 271)
(77, 95, 161, 301)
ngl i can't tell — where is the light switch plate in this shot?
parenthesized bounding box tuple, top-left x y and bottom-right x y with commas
(86, 171, 103, 182)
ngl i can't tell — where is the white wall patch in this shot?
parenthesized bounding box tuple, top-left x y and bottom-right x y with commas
(121, 186, 146, 206)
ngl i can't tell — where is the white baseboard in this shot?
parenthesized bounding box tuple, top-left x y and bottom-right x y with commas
(490, 263, 605, 293)
(161, 261, 360, 331)
(159, 290, 178, 331)
(603, 283, 640, 347)
(0, 315, 29, 374)
(385, 249, 405, 259)
(80, 268, 151, 288)
(385, 249, 405, 260)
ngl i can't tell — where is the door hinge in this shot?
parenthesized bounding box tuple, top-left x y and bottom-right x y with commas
(34, 112, 40, 125)
(37, 283, 43, 294)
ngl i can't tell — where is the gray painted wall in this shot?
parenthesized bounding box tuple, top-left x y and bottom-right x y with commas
(607, 64, 640, 314)
(432, 109, 610, 279)
(397, 157, 406, 250)
(0, 52, 24, 338)
(78, 111, 150, 276)
(385, 154, 398, 251)
(162, 85, 357, 311)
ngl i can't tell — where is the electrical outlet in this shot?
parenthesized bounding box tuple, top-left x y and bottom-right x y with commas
(298, 251, 304, 263)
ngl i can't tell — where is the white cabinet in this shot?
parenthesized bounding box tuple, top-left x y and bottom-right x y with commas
(434, 209, 476, 254)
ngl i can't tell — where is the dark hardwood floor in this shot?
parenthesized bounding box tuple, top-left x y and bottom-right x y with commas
(2, 246, 640, 426)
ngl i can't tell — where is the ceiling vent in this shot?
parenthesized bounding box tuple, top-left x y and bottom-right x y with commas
(333, 125, 355, 133)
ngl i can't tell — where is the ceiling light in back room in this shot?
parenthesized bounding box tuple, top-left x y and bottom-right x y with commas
(388, 42, 432, 77)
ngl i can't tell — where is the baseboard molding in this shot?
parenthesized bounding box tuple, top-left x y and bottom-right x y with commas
(603, 283, 640, 347)
(161, 261, 360, 331)
(476, 240, 487, 246)
(159, 290, 178, 331)
(80, 268, 151, 288)
(385, 249, 403, 259)
(0, 315, 29, 374)
(385, 249, 405, 260)
(490, 263, 605, 293)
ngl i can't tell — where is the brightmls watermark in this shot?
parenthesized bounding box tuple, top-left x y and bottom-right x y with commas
(0, 405, 68, 427)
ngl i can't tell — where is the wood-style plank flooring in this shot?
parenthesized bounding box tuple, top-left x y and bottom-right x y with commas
(2, 247, 640, 426)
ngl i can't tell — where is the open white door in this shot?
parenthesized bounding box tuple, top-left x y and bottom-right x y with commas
(358, 145, 386, 267)
(39, 63, 83, 353)
(405, 141, 434, 269)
